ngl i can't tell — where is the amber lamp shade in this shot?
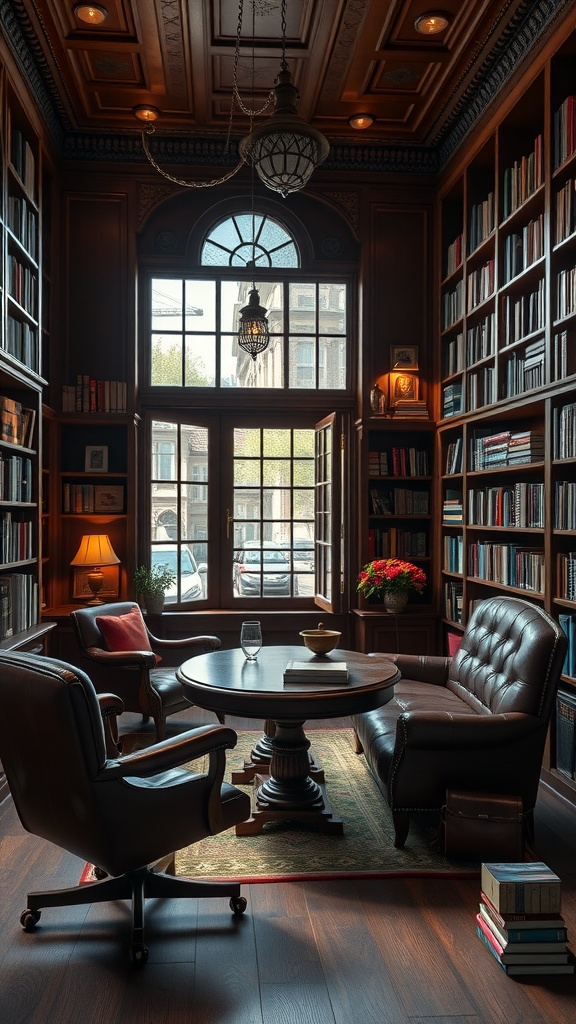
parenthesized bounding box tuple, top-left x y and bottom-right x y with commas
(71, 535, 120, 605)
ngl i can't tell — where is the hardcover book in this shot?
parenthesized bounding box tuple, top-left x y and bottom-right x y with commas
(283, 660, 349, 684)
(481, 862, 562, 915)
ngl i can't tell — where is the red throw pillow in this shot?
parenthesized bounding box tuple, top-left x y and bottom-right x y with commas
(96, 606, 161, 663)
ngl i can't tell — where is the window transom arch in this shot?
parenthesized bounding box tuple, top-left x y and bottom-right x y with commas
(200, 212, 299, 268)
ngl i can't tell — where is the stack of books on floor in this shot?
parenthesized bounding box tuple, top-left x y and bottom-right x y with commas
(476, 862, 575, 975)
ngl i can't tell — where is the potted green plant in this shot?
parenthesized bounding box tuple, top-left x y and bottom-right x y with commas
(133, 563, 176, 614)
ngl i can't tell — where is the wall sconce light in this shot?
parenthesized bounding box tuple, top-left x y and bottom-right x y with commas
(71, 535, 120, 605)
(133, 105, 160, 123)
(414, 11, 451, 35)
(74, 4, 108, 25)
(349, 114, 374, 131)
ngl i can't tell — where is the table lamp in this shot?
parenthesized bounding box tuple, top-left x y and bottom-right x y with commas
(71, 534, 120, 605)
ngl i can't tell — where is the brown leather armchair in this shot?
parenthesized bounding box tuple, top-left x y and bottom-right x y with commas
(0, 649, 251, 964)
(70, 601, 222, 741)
(353, 596, 567, 848)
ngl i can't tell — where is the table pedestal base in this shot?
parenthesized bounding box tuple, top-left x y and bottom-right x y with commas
(235, 773, 344, 835)
(231, 719, 325, 785)
(234, 719, 342, 836)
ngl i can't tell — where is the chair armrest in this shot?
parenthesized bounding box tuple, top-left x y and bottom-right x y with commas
(395, 711, 538, 752)
(145, 632, 222, 651)
(97, 692, 124, 757)
(369, 652, 451, 686)
(100, 724, 239, 780)
(85, 645, 157, 667)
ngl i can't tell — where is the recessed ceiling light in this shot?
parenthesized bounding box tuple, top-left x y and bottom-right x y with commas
(349, 113, 375, 130)
(133, 106, 160, 123)
(414, 11, 451, 36)
(74, 4, 108, 26)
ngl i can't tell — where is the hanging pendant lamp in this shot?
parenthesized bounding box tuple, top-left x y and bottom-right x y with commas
(237, 287, 270, 360)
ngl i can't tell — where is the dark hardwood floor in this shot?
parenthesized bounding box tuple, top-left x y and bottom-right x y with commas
(1, 707, 575, 1024)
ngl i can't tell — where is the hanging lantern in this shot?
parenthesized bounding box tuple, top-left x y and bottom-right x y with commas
(237, 288, 270, 360)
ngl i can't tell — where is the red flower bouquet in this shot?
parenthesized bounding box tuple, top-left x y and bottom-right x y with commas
(357, 558, 427, 599)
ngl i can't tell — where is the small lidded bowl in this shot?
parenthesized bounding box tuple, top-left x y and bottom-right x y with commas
(299, 622, 342, 656)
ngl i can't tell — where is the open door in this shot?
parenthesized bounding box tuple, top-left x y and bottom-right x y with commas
(314, 412, 346, 613)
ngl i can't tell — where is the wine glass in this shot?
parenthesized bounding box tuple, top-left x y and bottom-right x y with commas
(241, 621, 262, 661)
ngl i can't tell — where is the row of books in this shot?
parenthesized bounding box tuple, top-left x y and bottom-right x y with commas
(470, 429, 544, 470)
(366, 527, 427, 560)
(0, 396, 36, 448)
(476, 861, 573, 975)
(557, 551, 576, 602)
(559, 615, 576, 679)
(554, 175, 576, 243)
(443, 331, 464, 376)
(442, 382, 463, 418)
(557, 265, 576, 319)
(467, 366, 495, 410)
(369, 486, 429, 516)
(8, 255, 38, 316)
(467, 258, 494, 311)
(468, 541, 545, 593)
(553, 401, 576, 460)
(444, 437, 462, 475)
(0, 512, 34, 564)
(4, 315, 38, 371)
(0, 572, 38, 641)
(553, 329, 576, 380)
(554, 479, 576, 530)
(442, 490, 463, 524)
(442, 279, 464, 330)
(501, 133, 544, 218)
(444, 580, 463, 624)
(468, 482, 544, 529)
(7, 193, 38, 259)
(467, 312, 495, 364)
(501, 336, 545, 397)
(62, 483, 125, 514)
(0, 453, 33, 503)
(468, 192, 495, 253)
(443, 533, 463, 573)
(502, 279, 545, 344)
(10, 127, 36, 200)
(368, 447, 430, 477)
(62, 377, 128, 414)
(553, 94, 576, 169)
(556, 690, 576, 779)
(502, 214, 544, 282)
(445, 233, 462, 276)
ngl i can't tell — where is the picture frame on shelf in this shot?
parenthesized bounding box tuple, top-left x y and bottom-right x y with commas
(72, 564, 119, 600)
(94, 485, 124, 513)
(390, 372, 419, 405)
(390, 345, 419, 370)
(84, 445, 108, 472)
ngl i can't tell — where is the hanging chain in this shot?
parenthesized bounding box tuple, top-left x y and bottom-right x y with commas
(280, 0, 287, 70)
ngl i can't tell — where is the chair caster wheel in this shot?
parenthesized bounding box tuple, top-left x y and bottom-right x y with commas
(230, 895, 247, 916)
(130, 943, 149, 965)
(20, 909, 41, 931)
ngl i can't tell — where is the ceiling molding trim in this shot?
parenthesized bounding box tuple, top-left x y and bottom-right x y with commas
(433, 0, 572, 166)
(1, 0, 65, 145)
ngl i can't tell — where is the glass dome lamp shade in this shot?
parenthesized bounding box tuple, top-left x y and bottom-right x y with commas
(238, 288, 270, 360)
(239, 68, 330, 198)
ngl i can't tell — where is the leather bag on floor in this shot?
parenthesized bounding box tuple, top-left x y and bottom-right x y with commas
(439, 790, 525, 861)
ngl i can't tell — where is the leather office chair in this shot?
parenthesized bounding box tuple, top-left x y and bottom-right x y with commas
(0, 649, 251, 964)
(70, 601, 222, 742)
(353, 596, 567, 847)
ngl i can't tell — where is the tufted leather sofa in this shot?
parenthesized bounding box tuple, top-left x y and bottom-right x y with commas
(353, 596, 567, 848)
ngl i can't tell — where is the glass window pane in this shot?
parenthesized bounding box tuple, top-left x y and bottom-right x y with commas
(293, 430, 315, 457)
(234, 429, 261, 458)
(293, 459, 314, 487)
(234, 488, 261, 519)
(263, 430, 291, 457)
(234, 459, 261, 486)
(185, 281, 216, 330)
(319, 284, 346, 333)
(289, 337, 316, 388)
(151, 484, 177, 538)
(151, 334, 183, 385)
(262, 488, 291, 519)
(319, 337, 346, 389)
(152, 279, 182, 331)
(180, 424, 208, 481)
(184, 336, 215, 386)
(181, 483, 208, 541)
(293, 488, 314, 518)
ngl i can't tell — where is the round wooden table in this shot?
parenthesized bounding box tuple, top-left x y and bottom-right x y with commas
(177, 646, 399, 835)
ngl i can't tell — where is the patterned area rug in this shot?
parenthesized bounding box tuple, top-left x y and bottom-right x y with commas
(166, 729, 479, 882)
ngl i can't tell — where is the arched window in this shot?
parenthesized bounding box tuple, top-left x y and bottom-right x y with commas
(200, 212, 299, 268)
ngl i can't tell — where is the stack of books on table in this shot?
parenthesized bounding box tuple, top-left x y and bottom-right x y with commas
(283, 661, 349, 685)
(476, 862, 575, 975)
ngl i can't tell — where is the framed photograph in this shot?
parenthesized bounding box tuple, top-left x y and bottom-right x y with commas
(94, 485, 124, 512)
(390, 345, 419, 370)
(85, 445, 108, 473)
(390, 372, 419, 404)
(72, 564, 120, 600)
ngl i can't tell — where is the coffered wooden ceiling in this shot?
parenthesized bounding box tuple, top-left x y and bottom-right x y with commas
(7, 0, 569, 167)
